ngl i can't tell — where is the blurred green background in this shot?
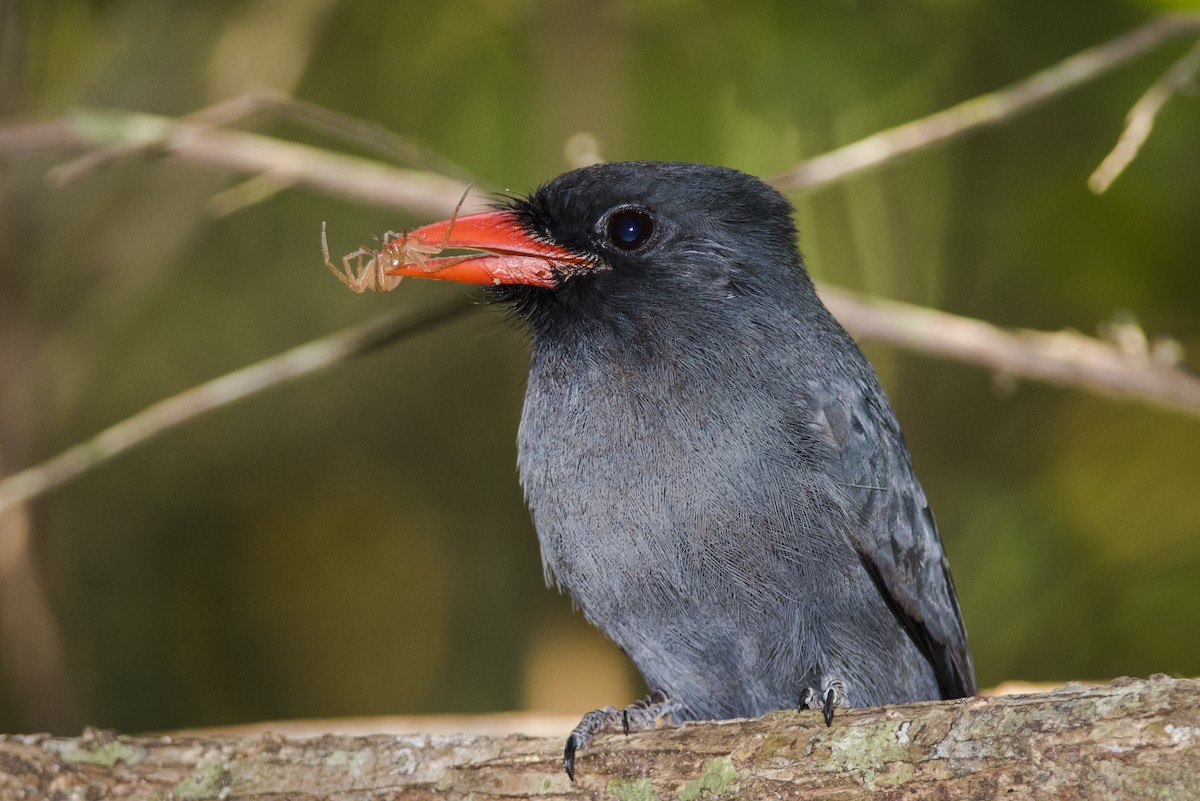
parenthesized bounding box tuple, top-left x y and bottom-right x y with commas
(1, 0, 1198, 736)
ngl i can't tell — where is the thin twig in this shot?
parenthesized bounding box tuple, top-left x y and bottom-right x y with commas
(771, 13, 1200, 193)
(206, 170, 300, 217)
(0, 302, 473, 515)
(50, 88, 477, 188)
(1089, 37, 1200, 193)
(0, 111, 480, 218)
(821, 286, 1200, 417)
(48, 91, 280, 186)
(248, 90, 477, 182)
(0, 119, 86, 154)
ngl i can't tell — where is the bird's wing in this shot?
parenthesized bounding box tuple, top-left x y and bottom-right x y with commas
(809, 377, 976, 698)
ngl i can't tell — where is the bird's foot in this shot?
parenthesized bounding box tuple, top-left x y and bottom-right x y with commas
(563, 690, 677, 781)
(802, 678, 848, 726)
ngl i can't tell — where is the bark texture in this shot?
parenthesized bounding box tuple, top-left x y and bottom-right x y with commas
(0, 675, 1196, 800)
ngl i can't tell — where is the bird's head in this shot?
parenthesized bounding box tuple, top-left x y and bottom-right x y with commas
(387, 162, 812, 333)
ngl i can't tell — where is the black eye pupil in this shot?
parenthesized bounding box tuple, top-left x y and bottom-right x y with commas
(608, 209, 653, 250)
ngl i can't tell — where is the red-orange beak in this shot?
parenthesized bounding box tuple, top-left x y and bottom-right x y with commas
(383, 210, 589, 288)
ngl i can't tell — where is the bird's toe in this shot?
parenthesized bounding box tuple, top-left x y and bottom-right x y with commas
(801, 677, 849, 726)
(562, 691, 676, 781)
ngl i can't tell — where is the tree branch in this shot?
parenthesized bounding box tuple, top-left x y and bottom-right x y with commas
(0, 676, 1195, 799)
(0, 302, 472, 515)
(821, 286, 1200, 418)
(48, 87, 477, 188)
(770, 13, 1200, 192)
(1089, 37, 1200, 193)
(0, 110, 478, 218)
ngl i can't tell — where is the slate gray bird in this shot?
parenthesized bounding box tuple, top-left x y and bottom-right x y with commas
(381, 161, 975, 779)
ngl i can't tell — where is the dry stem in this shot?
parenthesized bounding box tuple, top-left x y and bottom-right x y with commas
(770, 13, 1200, 192)
(0, 303, 471, 515)
(1089, 37, 1200, 192)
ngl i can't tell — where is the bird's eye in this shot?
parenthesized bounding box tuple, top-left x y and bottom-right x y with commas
(606, 209, 654, 250)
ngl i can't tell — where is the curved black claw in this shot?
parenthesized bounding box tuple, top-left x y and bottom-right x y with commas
(563, 735, 578, 782)
(802, 678, 848, 726)
(822, 686, 837, 727)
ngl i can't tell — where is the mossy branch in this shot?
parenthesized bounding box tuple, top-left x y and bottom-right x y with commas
(0, 676, 1196, 800)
